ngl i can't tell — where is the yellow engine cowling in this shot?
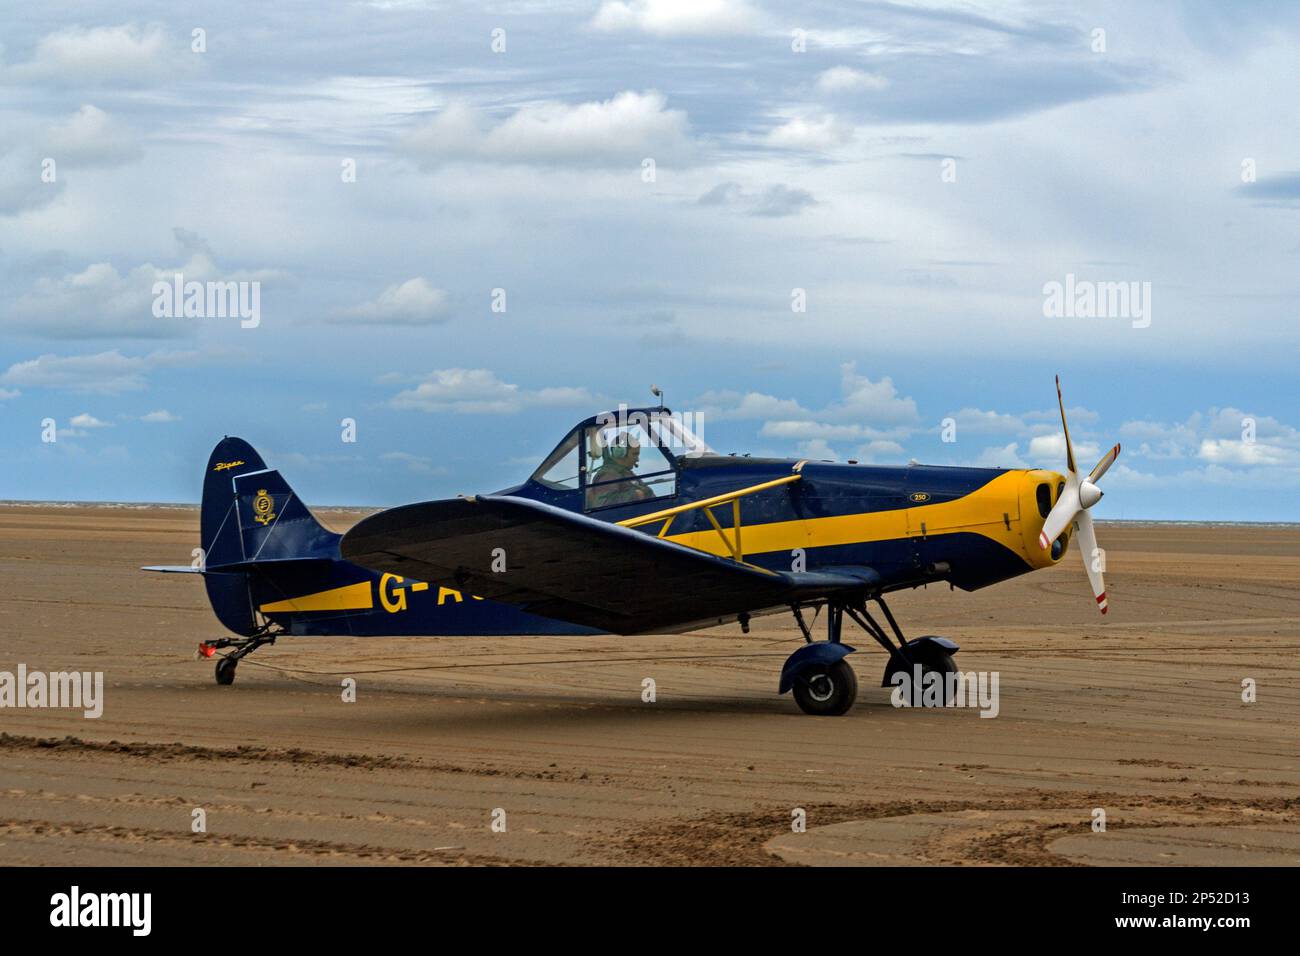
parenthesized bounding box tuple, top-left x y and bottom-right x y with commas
(1018, 469, 1069, 570)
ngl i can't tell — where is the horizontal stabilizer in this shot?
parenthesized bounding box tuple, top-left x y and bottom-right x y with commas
(205, 556, 337, 574)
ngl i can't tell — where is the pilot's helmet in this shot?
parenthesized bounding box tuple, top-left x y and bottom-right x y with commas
(603, 430, 641, 464)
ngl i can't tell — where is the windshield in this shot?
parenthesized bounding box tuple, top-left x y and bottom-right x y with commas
(648, 410, 714, 459)
(530, 428, 581, 490)
(530, 410, 714, 496)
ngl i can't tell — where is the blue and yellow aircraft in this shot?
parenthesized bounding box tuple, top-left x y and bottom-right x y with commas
(147, 378, 1118, 715)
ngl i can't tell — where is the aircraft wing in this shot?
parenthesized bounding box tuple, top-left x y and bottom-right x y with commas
(340, 494, 878, 633)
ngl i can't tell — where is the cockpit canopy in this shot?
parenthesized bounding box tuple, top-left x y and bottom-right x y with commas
(530, 407, 714, 511)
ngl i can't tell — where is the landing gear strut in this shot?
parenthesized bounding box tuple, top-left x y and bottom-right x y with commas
(199, 629, 278, 686)
(780, 594, 959, 715)
(847, 597, 959, 704)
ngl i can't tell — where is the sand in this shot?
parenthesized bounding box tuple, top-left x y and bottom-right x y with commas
(1, 505, 1297, 866)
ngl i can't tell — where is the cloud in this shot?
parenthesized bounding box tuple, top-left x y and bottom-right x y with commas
(1027, 432, 1100, 466)
(4, 229, 283, 339)
(763, 113, 854, 151)
(967, 443, 1030, 469)
(703, 367, 921, 455)
(1237, 171, 1300, 202)
(696, 182, 744, 206)
(1206, 407, 1300, 444)
(334, 278, 451, 325)
(139, 409, 180, 422)
(390, 368, 595, 414)
(1120, 415, 1200, 460)
(69, 412, 111, 429)
(0, 141, 62, 215)
(945, 407, 1026, 434)
(10, 262, 183, 339)
(793, 45, 1156, 125)
(793, 437, 904, 465)
(833, 364, 920, 426)
(761, 420, 876, 442)
(751, 184, 818, 217)
(42, 105, 142, 167)
(797, 438, 839, 461)
(694, 390, 811, 421)
(853, 439, 906, 463)
(6, 23, 171, 85)
(379, 451, 448, 475)
(816, 66, 890, 94)
(1024, 405, 1099, 427)
(1118, 408, 1300, 468)
(1101, 462, 1162, 489)
(696, 182, 817, 217)
(0, 388, 18, 400)
(589, 0, 759, 36)
(1198, 438, 1296, 466)
(404, 91, 693, 168)
(1120, 417, 1198, 442)
(0, 349, 201, 394)
(0, 185, 59, 217)
(700, 366, 918, 434)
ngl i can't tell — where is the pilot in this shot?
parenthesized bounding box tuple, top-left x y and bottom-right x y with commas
(589, 432, 653, 508)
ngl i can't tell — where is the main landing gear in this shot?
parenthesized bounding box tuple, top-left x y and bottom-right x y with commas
(779, 595, 959, 716)
(198, 629, 278, 686)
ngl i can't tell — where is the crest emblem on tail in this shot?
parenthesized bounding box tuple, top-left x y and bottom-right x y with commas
(252, 489, 276, 526)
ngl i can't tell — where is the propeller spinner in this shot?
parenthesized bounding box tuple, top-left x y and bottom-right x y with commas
(1038, 376, 1120, 614)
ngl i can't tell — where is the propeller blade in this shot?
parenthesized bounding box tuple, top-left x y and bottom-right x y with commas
(1044, 378, 1115, 614)
(1055, 374, 1077, 475)
(1074, 509, 1108, 614)
(1038, 474, 1079, 549)
(1088, 443, 1121, 484)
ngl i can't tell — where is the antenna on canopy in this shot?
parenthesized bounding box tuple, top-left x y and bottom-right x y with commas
(650, 383, 663, 411)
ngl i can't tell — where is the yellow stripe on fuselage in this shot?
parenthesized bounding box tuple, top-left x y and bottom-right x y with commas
(260, 472, 1053, 614)
(259, 581, 373, 613)
(664, 469, 1031, 562)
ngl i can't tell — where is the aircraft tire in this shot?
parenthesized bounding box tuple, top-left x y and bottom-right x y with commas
(215, 656, 238, 686)
(921, 652, 958, 705)
(792, 659, 858, 716)
(884, 649, 958, 705)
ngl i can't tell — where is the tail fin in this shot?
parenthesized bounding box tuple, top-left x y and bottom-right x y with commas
(198, 437, 340, 634)
(202, 437, 266, 569)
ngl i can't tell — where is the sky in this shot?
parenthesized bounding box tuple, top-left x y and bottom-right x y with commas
(1, 0, 1298, 521)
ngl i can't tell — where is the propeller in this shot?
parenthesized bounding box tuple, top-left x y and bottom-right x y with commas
(1038, 376, 1120, 614)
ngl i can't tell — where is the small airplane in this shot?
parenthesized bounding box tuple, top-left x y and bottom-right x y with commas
(146, 377, 1118, 715)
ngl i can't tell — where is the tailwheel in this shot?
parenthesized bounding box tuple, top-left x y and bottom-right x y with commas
(792, 659, 858, 716)
(215, 656, 238, 686)
(201, 629, 278, 686)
